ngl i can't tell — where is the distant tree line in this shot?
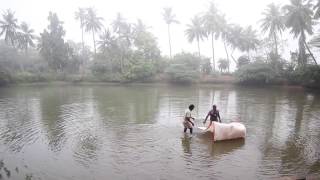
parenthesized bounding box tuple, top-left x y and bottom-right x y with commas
(0, 0, 320, 87)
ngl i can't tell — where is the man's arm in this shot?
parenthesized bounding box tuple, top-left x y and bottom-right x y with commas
(203, 113, 209, 124)
(218, 111, 221, 122)
(205, 121, 212, 131)
(187, 118, 194, 126)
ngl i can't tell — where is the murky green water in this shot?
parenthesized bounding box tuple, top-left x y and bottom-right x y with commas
(0, 84, 319, 179)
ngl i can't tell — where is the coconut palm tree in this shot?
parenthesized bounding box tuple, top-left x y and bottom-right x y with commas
(75, 8, 86, 52)
(224, 25, 259, 66)
(203, 2, 224, 72)
(225, 24, 244, 64)
(162, 7, 179, 59)
(0, 9, 19, 46)
(17, 22, 35, 53)
(112, 13, 126, 36)
(133, 19, 149, 34)
(185, 15, 206, 57)
(84, 7, 104, 55)
(97, 29, 114, 53)
(241, 26, 260, 56)
(260, 3, 285, 57)
(283, 0, 317, 66)
(218, 14, 231, 72)
(218, 58, 229, 73)
(314, 0, 320, 18)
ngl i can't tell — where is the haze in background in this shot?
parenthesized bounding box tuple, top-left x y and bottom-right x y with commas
(2, 0, 301, 69)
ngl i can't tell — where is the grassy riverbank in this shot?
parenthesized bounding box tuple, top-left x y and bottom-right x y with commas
(0, 74, 312, 91)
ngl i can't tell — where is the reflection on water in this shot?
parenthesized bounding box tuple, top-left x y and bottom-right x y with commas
(197, 132, 245, 157)
(0, 84, 319, 179)
(181, 135, 192, 154)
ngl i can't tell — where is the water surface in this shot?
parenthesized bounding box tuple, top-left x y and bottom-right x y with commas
(0, 84, 319, 179)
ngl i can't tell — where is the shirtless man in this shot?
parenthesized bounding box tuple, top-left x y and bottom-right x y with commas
(203, 105, 221, 140)
(203, 105, 221, 125)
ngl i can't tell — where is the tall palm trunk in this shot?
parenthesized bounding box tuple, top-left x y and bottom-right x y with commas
(273, 32, 278, 56)
(304, 41, 317, 65)
(299, 33, 306, 67)
(167, 24, 172, 59)
(197, 38, 201, 57)
(120, 51, 123, 73)
(80, 25, 85, 76)
(92, 30, 96, 55)
(25, 45, 28, 55)
(211, 32, 215, 72)
(81, 25, 85, 52)
(230, 49, 237, 64)
(223, 40, 230, 72)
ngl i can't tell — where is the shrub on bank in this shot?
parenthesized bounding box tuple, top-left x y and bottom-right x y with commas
(235, 62, 276, 85)
(0, 70, 12, 86)
(165, 64, 199, 83)
(294, 65, 320, 88)
(165, 52, 200, 83)
(12, 72, 52, 83)
(125, 62, 155, 81)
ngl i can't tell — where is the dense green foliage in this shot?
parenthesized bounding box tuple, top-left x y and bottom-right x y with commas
(1, 0, 320, 88)
(165, 53, 201, 83)
(39, 12, 71, 72)
(236, 62, 276, 85)
(285, 65, 320, 87)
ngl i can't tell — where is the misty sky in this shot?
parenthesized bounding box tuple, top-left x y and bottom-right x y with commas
(2, 0, 307, 69)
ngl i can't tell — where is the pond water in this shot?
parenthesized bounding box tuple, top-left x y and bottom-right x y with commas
(0, 84, 319, 179)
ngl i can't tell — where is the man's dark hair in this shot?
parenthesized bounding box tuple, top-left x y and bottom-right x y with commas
(189, 104, 195, 110)
(212, 105, 217, 109)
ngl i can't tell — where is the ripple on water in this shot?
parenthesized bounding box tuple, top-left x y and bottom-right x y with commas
(0, 98, 42, 153)
(0, 85, 320, 180)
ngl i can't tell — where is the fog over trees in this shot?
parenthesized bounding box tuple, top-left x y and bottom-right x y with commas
(0, 0, 320, 88)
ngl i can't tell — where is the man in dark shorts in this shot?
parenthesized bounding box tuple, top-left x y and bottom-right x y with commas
(203, 105, 221, 124)
(183, 104, 195, 134)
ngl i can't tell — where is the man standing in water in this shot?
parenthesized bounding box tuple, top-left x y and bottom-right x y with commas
(203, 105, 221, 125)
(183, 104, 195, 134)
(203, 105, 221, 141)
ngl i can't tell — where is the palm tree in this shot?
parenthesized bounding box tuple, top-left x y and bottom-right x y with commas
(203, 2, 224, 72)
(112, 13, 132, 45)
(224, 25, 259, 66)
(185, 15, 206, 57)
(218, 58, 229, 73)
(314, 0, 320, 18)
(225, 24, 244, 64)
(75, 8, 86, 52)
(111, 13, 132, 73)
(84, 7, 104, 55)
(17, 22, 35, 53)
(219, 14, 231, 72)
(133, 19, 149, 34)
(283, 0, 317, 66)
(112, 13, 126, 36)
(0, 9, 19, 46)
(97, 29, 114, 53)
(260, 3, 285, 57)
(162, 7, 179, 59)
(241, 26, 260, 57)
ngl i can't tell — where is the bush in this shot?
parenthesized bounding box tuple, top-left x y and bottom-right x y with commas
(237, 55, 250, 68)
(12, 72, 50, 83)
(125, 62, 155, 81)
(90, 61, 112, 76)
(295, 65, 320, 88)
(0, 70, 12, 86)
(165, 52, 200, 83)
(165, 64, 199, 83)
(235, 62, 276, 85)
